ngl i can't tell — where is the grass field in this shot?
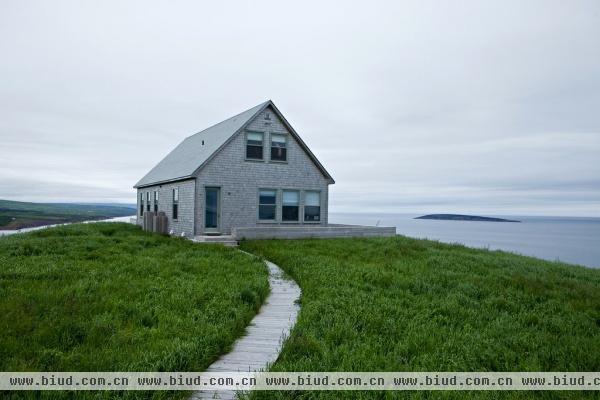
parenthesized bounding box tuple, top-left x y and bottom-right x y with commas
(241, 236, 600, 399)
(0, 223, 269, 399)
(0, 199, 135, 230)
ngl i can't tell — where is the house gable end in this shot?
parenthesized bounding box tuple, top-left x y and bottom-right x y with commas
(195, 103, 334, 184)
(135, 100, 334, 188)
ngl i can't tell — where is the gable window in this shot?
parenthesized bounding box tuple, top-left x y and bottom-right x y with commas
(139, 193, 144, 216)
(246, 132, 264, 160)
(146, 192, 150, 212)
(270, 134, 287, 162)
(258, 189, 276, 221)
(282, 190, 299, 221)
(304, 191, 321, 222)
(153, 191, 158, 213)
(172, 187, 179, 220)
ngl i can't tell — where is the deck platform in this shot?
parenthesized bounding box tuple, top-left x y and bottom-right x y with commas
(232, 224, 395, 240)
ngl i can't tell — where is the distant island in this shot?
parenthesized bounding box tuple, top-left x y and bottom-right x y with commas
(0, 199, 136, 230)
(416, 214, 521, 223)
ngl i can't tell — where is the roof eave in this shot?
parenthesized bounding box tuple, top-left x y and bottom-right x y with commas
(133, 175, 195, 189)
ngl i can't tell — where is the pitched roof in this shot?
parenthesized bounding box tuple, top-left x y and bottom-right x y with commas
(134, 100, 334, 188)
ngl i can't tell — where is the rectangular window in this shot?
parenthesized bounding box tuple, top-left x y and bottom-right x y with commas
(258, 189, 276, 221)
(246, 132, 264, 160)
(304, 191, 321, 222)
(139, 193, 144, 216)
(270, 133, 287, 162)
(172, 187, 179, 220)
(282, 190, 299, 222)
(146, 192, 150, 212)
(153, 191, 158, 213)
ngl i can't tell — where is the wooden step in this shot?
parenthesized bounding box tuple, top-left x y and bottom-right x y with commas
(192, 235, 238, 247)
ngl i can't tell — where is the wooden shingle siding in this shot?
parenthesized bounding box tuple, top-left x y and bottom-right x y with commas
(137, 179, 195, 237)
(134, 101, 334, 237)
(195, 107, 329, 235)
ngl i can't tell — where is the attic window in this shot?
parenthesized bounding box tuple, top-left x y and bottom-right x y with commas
(202, 140, 204, 146)
(270, 134, 287, 162)
(264, 112, 271, 120)
(246, 132, 264, 160)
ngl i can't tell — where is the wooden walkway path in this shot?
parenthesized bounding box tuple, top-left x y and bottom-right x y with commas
(190, 259, 300, 400)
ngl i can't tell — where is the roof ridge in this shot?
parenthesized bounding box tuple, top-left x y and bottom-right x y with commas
(185, 100, 271, 139)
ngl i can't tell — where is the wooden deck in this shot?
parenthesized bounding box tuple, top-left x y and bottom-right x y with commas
(232, 224, 396, 240)
(190, 259, 300, 400)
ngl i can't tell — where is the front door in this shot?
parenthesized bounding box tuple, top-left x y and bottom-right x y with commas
(205, 187, 220, 233)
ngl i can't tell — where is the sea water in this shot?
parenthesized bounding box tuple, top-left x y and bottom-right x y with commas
(330, 213, 600, 269)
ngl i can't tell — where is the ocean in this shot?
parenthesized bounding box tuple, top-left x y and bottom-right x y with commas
(329, 213, 600, 269)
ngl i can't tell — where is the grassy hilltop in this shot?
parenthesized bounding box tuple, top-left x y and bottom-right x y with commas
(2, 224, 599, 400)
(241, 236, 600, 399)
(0, 223, 269, 399)
(0, 199, 135, 230)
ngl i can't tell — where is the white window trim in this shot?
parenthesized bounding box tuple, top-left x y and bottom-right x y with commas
(245, 131, 265, 161)
(172, 187, 179, 221)
(258, 188, 277, 222)
(269, 132, 288, 163)
(281, 189, 300, 223)
(303, 190, 322, 223)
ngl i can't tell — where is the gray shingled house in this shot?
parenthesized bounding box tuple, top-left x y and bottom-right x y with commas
(134, 100, 335, 238)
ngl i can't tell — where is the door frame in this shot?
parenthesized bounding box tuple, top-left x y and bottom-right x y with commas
(204, 186, 221, 234)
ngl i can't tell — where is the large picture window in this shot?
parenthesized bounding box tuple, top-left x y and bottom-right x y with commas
(282, 190, 299, 221)
(304, 191, 321, 222)
(258, 189, 276, 221)
(246, 132, 264, 160)
(153, 191, 158, 213)
(270, 134, 287, 162)
(172, 187, 179, 220)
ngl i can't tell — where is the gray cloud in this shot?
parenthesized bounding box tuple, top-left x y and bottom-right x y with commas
(0, 0, 599, 216)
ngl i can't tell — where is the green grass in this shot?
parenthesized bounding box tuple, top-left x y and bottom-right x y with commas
(241, 236, 600, 399)
(0, 223, 269, 399)
(0, 199, 135, 229)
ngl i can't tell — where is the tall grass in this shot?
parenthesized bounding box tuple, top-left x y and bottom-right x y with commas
(241, 236, 600, 399)
(0, 223, 269, 399)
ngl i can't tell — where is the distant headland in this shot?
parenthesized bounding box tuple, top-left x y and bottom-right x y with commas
(415, 214, 521, 223)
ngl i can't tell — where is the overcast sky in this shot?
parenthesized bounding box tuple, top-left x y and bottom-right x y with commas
(1, 0, 599, 216)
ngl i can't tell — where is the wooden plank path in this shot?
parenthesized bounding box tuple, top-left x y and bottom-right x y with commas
(190, 259, 301, 400)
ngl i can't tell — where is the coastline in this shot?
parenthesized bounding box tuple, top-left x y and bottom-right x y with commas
(330, 212, 600, 269)
(0, 215, 136, 236)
